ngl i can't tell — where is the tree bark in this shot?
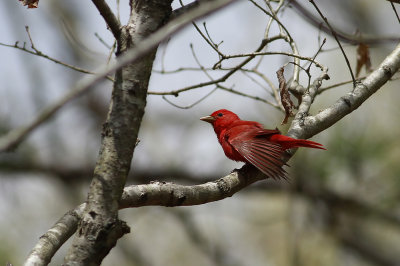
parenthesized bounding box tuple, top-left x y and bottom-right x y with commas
(63, 1, 173, 264)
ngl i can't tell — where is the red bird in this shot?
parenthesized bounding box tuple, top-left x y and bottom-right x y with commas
(200, 109, 325, 180)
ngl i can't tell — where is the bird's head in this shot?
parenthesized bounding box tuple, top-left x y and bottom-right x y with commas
(200, 109, 240, 134)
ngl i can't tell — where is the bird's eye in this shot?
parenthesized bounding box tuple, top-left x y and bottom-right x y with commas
(217, 113, 223, 117)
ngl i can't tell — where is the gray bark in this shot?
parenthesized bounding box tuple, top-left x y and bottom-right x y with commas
(63, 1, 172, 264)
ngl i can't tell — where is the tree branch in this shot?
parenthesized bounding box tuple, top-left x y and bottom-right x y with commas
(24, 204, 86, 266)
(24, 164, 265, 265)
(289, 43, 400, 140)
(91, 0, 121, 39)
(119, 165, 263, 208)
(25, 158, 400, 264)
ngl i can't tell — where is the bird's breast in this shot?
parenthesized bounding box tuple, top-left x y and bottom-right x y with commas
(218, 131, 246, 162)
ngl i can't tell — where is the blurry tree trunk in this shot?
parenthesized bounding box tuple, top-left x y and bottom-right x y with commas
(63, 1, 173, 264)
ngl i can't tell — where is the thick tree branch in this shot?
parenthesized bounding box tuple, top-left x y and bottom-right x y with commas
(24, 164, 265, 265)
(119, 165, 263, 208)
(63, 0, 174, 263)
(26, 160, 400, 264)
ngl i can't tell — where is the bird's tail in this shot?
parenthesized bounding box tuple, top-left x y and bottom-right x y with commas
(269, 134, 326, 150)
(285, 139, 326, 150)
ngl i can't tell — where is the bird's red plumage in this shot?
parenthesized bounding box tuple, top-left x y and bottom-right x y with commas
(200, 109, 325, 180)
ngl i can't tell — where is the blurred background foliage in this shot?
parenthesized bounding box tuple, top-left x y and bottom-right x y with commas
(0, 0, 399, 265)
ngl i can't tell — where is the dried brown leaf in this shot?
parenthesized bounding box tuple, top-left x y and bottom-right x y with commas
(356, 43, 372, 78)
(18, 0, 39, 9)
(277, 67, 294, 125)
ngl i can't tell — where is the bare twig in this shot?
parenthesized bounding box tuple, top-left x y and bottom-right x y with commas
(179, 0, 224, 58)
(252, 69, 284, 110)
(192, 19, 224, 58)
(289, 0, 400, 45)
(249, 0, 301, 82)
(94, 32, 112, 49)
(161, 43, 218, 109)
(254, 0, 285, 69)
(214, 51, 324, 70)
(308, 0, 356, 87)
(318, 78, 364, 94)
(0, 40, 114, 80)
(107, 40, 117, 64)
(149, 39, 270, 96)
(162, 87, 218, 109)
(217, 84, 280, 108)
(390, 1, 400, 24)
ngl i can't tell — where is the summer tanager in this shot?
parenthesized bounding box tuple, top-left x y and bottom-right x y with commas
(200, 109, 325, 180)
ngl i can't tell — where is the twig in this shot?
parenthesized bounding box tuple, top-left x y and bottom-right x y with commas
(192, 20, 224, 58)
(304, 38, 327, 91)
(214, 51, 324, 70)
(162, 87, 218, 109)
(390, 1, 400, 24)
(308, 0, 356, 88)
(160, 39, 170, 72)
(0, 41, 114, 81)
(94, 32, 112, 49)
(149, 38, 270, 96)
(217, 84, 280, 108)
(251, 69, 285, 111)
(318, 78, 364, 94)
(180, 0, 224, 58)
(203, 22, 223, 49)
(160, 43, 219, 109)
(240, 70, 270, 93)
(0, 0, 238, 152)
(289, 0, 400, 45)
(249, 0, 301, 82)
(107, 40, 117, 64)
(254, 0, 286, 69)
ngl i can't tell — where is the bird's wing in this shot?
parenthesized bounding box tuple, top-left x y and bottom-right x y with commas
(229, 130, 288, 180)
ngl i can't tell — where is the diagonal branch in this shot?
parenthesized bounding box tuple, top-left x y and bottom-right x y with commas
(24, 164, 265, 265)
(91, 0, 121, 39)
(288, 43, 400, 140)
(0, 0, 237, 153)
(24, 204, 86, 266)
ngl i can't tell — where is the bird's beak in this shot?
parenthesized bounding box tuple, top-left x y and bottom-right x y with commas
(200, 115, 216, 123)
